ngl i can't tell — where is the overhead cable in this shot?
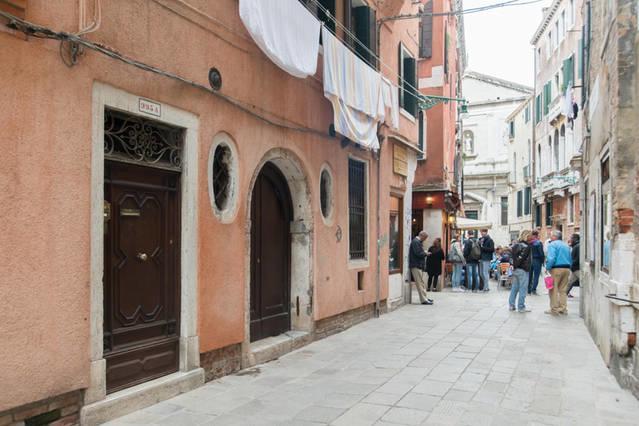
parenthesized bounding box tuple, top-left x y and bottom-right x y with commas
(0, 11, 336, 141)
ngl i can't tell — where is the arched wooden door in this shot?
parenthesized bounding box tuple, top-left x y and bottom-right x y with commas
(250, 163, 292, 342)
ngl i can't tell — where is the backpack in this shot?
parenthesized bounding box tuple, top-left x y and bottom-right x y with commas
(512, 243, 530, 269)
(469, 240, 481, 261)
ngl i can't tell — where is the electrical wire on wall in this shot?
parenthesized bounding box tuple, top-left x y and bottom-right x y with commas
(0, 11, 336, 141)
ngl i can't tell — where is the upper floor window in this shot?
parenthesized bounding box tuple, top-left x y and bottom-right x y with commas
(419, 1, 433, 59)
(560, 10, 566, 40)
(547, 32, 552, 57)
(300, 0, 336, 33)
(509, 121, 515, 139)
(399, 44, 417, 116)
(350, 1, 377, 68)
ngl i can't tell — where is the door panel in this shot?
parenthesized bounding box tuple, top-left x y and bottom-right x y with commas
(104, 161, 180, 393)
(250, 163, 292, 342)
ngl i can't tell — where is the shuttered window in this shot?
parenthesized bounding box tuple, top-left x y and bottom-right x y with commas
(517, 191, 523, 217)
(524, 187, 532, 215)
(399, 45, 418, 117)
(562, 56, 574, 91)
(352, 5, 377, 68)
(546, 201, 553, 226)
(543, 82, 551, 115)
(501, 197, 508, 226)
(419, 1, 433, 58)
(348, 159, 367, 260)
(535, 95, 542, 123)
(300, 0, 336, 32)
(535, 203, 542, 227)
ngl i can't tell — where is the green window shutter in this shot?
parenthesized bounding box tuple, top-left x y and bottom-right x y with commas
(353, 5, 377, 68)
(562, 56, 574, 91)
(404, 56, 417, 116)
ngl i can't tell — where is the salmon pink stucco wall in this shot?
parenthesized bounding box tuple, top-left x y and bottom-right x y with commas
(0, 3, 92, 412)
(0, 0, 419, 411)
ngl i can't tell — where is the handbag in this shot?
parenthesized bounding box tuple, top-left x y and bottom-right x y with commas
(544, 274, 554, 290)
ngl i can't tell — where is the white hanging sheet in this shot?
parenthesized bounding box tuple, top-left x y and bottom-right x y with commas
(382, 77, 400, 130)
(239, 0, 321, 78)
(322, 27, 383, 150)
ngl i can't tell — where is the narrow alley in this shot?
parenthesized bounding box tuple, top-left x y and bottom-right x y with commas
(106, 288, 639, 426)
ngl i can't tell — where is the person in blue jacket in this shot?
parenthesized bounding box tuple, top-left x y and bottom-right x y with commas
(528, 230, 545, 295)
(545, 230, 572, 315)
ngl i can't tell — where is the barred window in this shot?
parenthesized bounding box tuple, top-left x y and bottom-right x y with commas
(348, 159, 367, 260)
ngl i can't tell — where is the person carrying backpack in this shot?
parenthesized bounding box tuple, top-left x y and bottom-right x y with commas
(479, 229, 495, 292)
(509, 230, 532, 313)
(463, 230, 481, 292)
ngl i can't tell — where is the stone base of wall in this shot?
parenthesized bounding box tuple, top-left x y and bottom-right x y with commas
(314, 301, 386, 340)
(610, 349, 639, 400)
(200, 343, 242, 382)
(0, 390, 82, 426)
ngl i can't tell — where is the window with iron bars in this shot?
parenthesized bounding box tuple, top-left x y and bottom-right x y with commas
(348, 158, 367, 260)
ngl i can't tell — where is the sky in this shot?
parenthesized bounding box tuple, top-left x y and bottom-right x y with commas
(463, 0, 553, 86)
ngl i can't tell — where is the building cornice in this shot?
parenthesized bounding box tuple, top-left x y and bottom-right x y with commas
(463, 71, 533, 94)
(531, 0, 562, 45)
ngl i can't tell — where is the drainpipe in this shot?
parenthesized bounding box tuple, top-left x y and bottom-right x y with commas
(375, 135, 382, 318)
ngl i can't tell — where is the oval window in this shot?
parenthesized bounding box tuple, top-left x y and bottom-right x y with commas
(320, 168, 332, 221)
(213, 144, 232, 211)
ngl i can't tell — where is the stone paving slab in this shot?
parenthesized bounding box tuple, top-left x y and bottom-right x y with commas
(105, 286, 639, 425)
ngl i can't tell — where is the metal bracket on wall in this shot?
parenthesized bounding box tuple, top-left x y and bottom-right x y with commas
(605, 294, 639, 305)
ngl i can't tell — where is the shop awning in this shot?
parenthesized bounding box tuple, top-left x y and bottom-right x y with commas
(454, 217, 493, 230)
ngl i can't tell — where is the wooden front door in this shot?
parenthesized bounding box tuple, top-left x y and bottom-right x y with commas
(250, 163, 292, 342)
(104, 161, 180, 393)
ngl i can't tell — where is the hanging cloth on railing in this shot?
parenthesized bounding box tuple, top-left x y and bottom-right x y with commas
(322, 26, 383, 150)
(239, 0, 321, 78)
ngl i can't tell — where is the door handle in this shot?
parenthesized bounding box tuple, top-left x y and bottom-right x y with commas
(137, 252, 148, 262)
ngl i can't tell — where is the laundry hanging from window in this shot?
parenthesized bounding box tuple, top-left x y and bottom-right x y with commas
(239, 0, 321, 78)
(322, 26, 386, 150)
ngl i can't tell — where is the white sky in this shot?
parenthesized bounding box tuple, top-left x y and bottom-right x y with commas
(463, 0, 552, 86)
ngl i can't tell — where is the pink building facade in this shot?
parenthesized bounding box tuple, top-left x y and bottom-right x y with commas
(0, 0, 423, 424)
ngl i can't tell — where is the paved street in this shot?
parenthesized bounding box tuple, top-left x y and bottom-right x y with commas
(107, 284, 639, 425)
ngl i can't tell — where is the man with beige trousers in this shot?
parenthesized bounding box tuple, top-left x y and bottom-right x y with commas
(545, 230, 572, 315)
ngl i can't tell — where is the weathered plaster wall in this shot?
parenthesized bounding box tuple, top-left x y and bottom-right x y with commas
(580, 0, 639, 399)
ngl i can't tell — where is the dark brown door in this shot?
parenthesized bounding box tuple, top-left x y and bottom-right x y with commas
(250, 163, 292, 342)
(104, 161, 180, 393)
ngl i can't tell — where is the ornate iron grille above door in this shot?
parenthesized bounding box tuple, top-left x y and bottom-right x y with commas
(104, 109, 184, 171)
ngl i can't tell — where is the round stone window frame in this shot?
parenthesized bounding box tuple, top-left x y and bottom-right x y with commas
(319, 164, 334, 225)
(208, 132, 239, 223)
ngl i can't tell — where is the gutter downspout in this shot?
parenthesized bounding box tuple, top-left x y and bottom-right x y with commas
(531, 45, 538, 230)
(375, 139, 382, 318)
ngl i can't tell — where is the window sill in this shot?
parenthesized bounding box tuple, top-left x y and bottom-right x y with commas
(389, 269, 402, 275)
(400, 108, 416, 123)
(348, 259, 370, 270)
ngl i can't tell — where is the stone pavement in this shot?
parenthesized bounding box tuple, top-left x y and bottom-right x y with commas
(106, 284, 639, 425)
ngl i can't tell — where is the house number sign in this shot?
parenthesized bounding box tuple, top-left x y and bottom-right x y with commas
(138, 98, 161, 117)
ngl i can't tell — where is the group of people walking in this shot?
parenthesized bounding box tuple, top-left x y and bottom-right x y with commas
(409, 227, 581, 315)
(506, 229, 580, 315)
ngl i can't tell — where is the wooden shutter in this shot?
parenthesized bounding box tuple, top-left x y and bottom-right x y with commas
(419, 1, 433, 58)
(0, 0, 26, 18)
(404, 56, 417, 116)
(398, 44, 404, 108)
(353, 6, 377, 68)
(517, 191, 523, 217)
(343, 0, 353, 46)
